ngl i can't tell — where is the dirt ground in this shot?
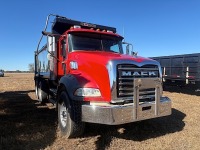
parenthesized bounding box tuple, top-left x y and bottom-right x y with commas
(0, 73, 200, 150)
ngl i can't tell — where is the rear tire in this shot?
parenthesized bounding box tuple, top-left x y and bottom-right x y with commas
(58, 90, 85, 138)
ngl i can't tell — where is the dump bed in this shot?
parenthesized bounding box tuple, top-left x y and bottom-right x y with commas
(152, 53, 200, 87)
(52, 17, 116, 34)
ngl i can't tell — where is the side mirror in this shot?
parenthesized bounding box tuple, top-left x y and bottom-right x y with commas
(132, 51, 138, 56)
(126, 45, 130, 55)
(61, 39, 66, 57)
(123, 42, 136, 56)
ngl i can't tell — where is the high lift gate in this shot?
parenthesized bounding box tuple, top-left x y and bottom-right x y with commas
(152, 53, 200, 88)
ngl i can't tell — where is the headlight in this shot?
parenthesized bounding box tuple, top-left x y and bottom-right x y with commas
(74, 88, 101, 97)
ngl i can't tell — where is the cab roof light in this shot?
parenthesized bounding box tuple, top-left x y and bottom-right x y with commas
(74, 25, 81, 28)
(107, 30, 113, 33)
(96, 28, 100, 31)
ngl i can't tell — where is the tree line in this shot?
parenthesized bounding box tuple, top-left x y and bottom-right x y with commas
(1, 63, 35, 73)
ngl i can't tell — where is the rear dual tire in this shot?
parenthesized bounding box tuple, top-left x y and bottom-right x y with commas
(35, 80, 48, 104)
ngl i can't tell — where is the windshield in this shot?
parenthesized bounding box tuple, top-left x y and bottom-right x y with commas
(68, 32, 123, 54)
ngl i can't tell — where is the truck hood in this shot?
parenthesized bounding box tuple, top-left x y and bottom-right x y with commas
(68, 51, 158, 102)
(70, 51, 155, 66)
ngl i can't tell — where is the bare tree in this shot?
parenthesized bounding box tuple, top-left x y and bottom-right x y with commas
(28, 63, 34, 72)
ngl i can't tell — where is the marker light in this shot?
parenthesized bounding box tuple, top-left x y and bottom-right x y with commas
(74, 25, 81, 28)
(74, 88, 101, 97)
(70, 61, 78, 70)
(107, 30, 113, 33)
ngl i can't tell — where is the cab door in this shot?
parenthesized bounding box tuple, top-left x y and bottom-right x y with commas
(58, 36, 68, 77)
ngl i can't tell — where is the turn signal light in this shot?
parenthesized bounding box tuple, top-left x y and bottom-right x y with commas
(70, 61, 78, 70)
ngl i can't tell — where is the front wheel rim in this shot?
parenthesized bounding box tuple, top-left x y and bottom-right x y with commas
(60, 102, 68, 127)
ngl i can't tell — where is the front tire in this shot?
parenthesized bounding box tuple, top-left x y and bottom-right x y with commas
(58, 90, 85, 138)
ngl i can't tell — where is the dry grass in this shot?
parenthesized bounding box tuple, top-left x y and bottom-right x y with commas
(0, 73, 200, 150)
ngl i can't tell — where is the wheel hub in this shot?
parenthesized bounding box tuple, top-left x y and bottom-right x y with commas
(60, 103, 67, 127)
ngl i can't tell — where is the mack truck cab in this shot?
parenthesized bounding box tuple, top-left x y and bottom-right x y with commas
(34, 14, 171, 138)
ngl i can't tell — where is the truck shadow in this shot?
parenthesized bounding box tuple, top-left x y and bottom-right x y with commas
(84, 108, 185, 150)
(163, 85, 200, 96)
(0, 90, 57, 150)
(0, 90, 186, 150)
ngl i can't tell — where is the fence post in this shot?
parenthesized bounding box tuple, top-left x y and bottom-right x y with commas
(163, 67, 166, 82)
(186, 66, 189, 84)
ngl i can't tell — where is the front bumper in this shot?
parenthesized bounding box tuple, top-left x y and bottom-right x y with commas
(82, 96, 171, 125)
(82, 78, 171, 125)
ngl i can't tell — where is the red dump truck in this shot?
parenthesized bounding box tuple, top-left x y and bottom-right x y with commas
(34, 14, 171, 138)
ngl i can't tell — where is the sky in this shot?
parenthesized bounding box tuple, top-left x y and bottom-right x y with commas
(0, 0, 200, 71)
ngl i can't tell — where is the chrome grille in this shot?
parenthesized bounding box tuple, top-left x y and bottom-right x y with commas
(117, 64, 159, 98)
